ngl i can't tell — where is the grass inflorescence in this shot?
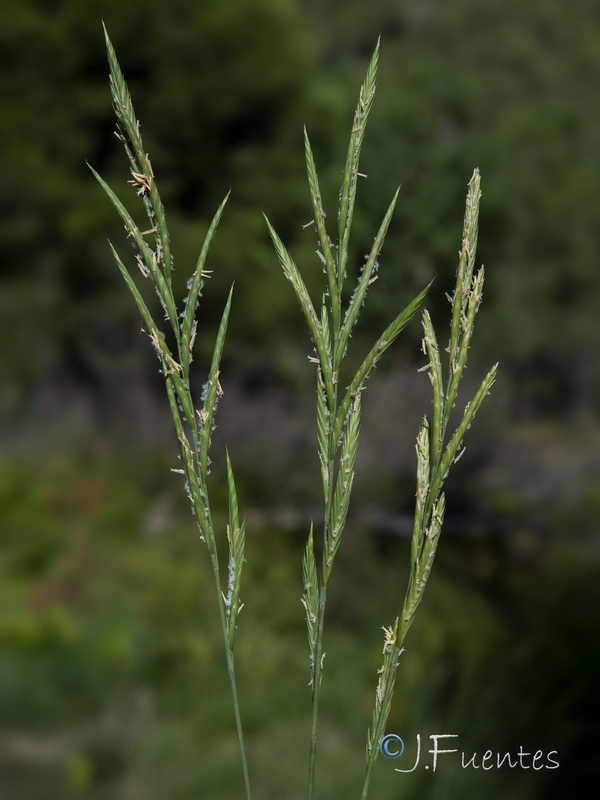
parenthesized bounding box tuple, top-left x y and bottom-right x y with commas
(92, 24, 251, 800)
(361, 167, 497, 800)
(95, 29, 495, 800)
(266, 41, 496, 800)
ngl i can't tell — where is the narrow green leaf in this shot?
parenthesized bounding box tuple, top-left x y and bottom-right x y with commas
(108, 242, 159, 340)
(402, 494, 445, 634)
(199, 286, 234, 483)
(226, 451, 246, 650)
(165, 373, 210, 540)
(365, 619, 402, 763)
(449, 169, 481, 370)
(181, 192, 231, 374)
(170, 368, 196, 433)
(302, 524, 319, 685)
(226, 451, 240, 538)
(324, 394, 361, 580)
(305, 129, 339, 330)
(90, 166, 178, 336)
(316, 369, 330, 498)
(336, 187, 399, 366)
(421, 311, 444, 465)
(109, 245, 189, 426)
(433, 363, 498, 502)
(91, 166, 153, 263)
(338, 39, 380, 294)
(264, 215, 334, 400)
(320, 299, 332, 365)
(410, 418, 430, 570)
(332, 282, 431, 446)
(445, 266, 485, 417)
(108, 249, 200, 529)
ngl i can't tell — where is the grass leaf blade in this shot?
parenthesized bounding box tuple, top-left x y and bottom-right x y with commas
(302, 524, 319, 686)
(401, 494, 445, 635)
(364, 620, 403, 792)
(446, 266, 485, 416)
(449, 169, 481, 371)
(324, 395, 361, 581)
(410, 418, 430, 570)
(316, 369, 330, 498)
(336, 187, 399, 365)
(433, 363, 498, 502)
(338, 39, 380, 294)
(181, 192, 231, 374)
(90, 165, 179, 335)
(199, 286, 234, 482)
(421, 311, 444, 465)
(304, 129, 339, 330)
(226, 451, 246, 650)
(333, 282, 431, 445)
(91, 166, 153, 263)
(107, 242, 158, 340)
(264, 215, 334, 400)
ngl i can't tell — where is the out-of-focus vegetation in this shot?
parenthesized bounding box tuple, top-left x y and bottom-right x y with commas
(0, 451, 596, 798)
(1, 0, 598, 797)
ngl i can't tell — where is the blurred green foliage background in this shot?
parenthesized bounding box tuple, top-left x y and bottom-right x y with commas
(0, 0, 598, 797)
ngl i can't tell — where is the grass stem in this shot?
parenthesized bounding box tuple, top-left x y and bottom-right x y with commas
(307, 586, 327, 800)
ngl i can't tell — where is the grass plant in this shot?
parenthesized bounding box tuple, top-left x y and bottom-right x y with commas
(91, 24, 251, 800)
(266, 41, 496, 800)
(94, 30, 495, 800)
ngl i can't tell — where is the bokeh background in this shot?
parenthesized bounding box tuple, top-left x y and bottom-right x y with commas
(1, 0, 598, 798)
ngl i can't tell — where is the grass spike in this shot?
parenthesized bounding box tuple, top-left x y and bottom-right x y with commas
(226, 451, 246, 650)
(316, 369, 330, 497)
(89, 165, 179, 338)
(199, 286, 234, 483)
(422, 311, 444, 465)
(103, 23, 173, 283)
(324, 394, 361, 581)
(432, 363, 498, 500)
(264, 215, 335, 400)
(304, 128, 339, 330)
(363, 619, 403, 798)
(181, 192, 231, 375)
(97, 32, 251, 799)
(337, 38, 380, 296)
(449, 168, 481, 370)
(301, 524, 319, 686)
(335, 187, 400, 366)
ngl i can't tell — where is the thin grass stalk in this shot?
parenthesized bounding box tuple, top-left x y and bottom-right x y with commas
(307, 386, 338, 800)
(307, 585, 327, 800)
